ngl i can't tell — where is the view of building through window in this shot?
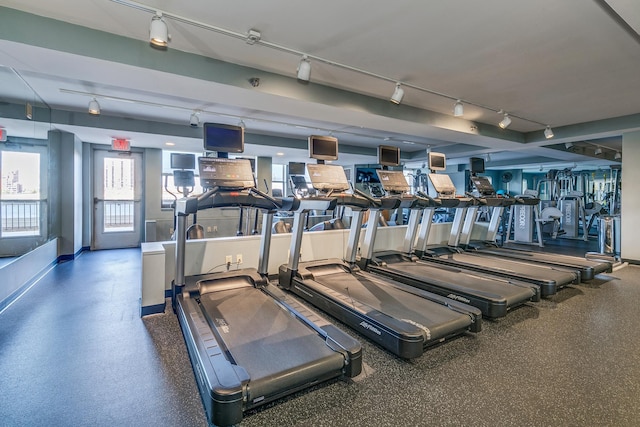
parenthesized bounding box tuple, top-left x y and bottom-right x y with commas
(103, 157, 135, 232)
(1, 151, 41, 237)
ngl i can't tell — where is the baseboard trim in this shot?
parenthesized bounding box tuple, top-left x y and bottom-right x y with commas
(141, 302, 166, 316)
(58, 247, 87, 262)
(0, 260, 58, 315)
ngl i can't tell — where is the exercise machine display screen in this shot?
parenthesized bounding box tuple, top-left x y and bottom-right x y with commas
(198, 157, 255, 189)
(307, 164, 350, 191)
(471, 176, 495, 196)
(428, 173, 456, 197)
(376, 170, 410, 193)
(173, 170, 195, 187)
(170, 153, 196, 170)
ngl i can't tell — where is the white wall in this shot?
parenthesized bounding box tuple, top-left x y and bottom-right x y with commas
(0, 238, 58, 308)
(621, 130, 640, 262)
(140, 221, 487, 312)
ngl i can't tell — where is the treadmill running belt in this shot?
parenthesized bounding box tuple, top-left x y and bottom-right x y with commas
(309, 270, 472, 341)
(199, 287, 344, 402)
(381, 261, 533, 306)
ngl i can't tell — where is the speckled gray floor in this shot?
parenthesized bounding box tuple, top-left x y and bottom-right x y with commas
(1, 248, 638, 426)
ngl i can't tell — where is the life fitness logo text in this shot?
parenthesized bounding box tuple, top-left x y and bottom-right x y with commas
(359, 321, 382, 335)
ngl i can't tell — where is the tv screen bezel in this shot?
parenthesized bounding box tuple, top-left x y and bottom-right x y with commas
(288, 161, 306, 175)
(428, 152, 446, 171)
(470, 157, 485, 174)
(203, 122, 245, 154)
(170, 153, 196, 170)
(378, 145, 400, 167)
(308, 135, 339, 161)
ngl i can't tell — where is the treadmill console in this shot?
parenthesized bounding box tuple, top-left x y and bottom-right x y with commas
(375, 170, 410, 194)
(307, 164, 350, 192)
(470, 176, 496, 197)
(428, 173, 456, 198)
(199, 157, 255, 190)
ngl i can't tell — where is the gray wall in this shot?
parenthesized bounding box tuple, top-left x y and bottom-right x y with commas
(53, 131, 83, 257)
(621, 130, 639, 262)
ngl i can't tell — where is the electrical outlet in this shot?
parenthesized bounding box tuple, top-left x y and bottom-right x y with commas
(207, 226, 212, 232)
(213, 225, 218, 232)
(225, 255, 232, 264)
(236, 254, 243, 264)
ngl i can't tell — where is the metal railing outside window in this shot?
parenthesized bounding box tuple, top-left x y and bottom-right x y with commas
(0, 200, 41, 237)
(103, 200, 134, 232)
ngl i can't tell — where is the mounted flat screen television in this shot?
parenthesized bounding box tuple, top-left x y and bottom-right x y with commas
(378, 145, 400, 167)
(170, 153, 195, 170)
(203, 122, 244, 154)
(355, 167, 381, 184)
(309, 135, 338, 161)
(288, 161, 306, 175)
(470, 157, 485, 174)
(428, 151, 446, 171)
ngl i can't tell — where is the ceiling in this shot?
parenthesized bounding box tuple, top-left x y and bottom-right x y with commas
(0, 0, 639, 171)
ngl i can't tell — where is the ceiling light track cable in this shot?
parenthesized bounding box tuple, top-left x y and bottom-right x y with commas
(109, 0, 552, 132)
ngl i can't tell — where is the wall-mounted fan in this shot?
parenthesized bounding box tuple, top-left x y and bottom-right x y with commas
(502, 172, 513, 183)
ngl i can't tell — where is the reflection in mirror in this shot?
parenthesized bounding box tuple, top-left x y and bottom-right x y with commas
(0, 65, 52, 269)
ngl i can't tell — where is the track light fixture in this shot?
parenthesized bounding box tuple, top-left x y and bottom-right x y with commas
(238, 119, 246, 129)
(544, 126, 554, 139)
(189, 111, 199, 127)
(149, 12, 169, 48)
(297, 55, 311, 82)
(485, 153, 491, 163)
(453, 100, 464, 117)
(565, 142, 574, 150)
(594, 147, 603, 156)
(498, 113, 512, 129)
(88, 98, 100, 115)
(615, 151, 621, 160)
(390, 83, 404, 105)
(111, 1, 559, 128)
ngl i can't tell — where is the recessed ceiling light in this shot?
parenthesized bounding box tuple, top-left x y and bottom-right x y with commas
(165, 142, 175, 146)
(276, 152, 284, 156)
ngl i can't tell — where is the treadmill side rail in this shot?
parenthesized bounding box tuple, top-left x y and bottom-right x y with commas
(177, 295, 247, 427)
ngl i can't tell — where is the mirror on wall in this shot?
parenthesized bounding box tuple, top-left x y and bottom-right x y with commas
(0, 65, 53, 266)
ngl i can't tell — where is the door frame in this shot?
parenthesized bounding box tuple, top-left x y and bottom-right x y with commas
(91, 147, 145, 250)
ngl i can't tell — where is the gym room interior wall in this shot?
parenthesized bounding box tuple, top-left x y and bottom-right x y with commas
(621, 130, 639, 262)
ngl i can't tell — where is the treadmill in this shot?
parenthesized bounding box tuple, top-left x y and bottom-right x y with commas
(359, 169, 539, 319)
(413, 157, 579, 297)
(279, 163, 482, 359)
(455, 175, 612, 282)
(173, 158, 362, 427)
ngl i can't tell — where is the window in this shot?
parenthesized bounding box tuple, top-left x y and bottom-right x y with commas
(272, 164, 286, 197)
(1, 151, 42, 237)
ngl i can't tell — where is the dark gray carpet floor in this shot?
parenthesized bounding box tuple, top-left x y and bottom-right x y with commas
(1, 246, 638, 426)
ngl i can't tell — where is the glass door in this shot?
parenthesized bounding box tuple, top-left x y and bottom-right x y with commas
(92, 150, 143, 249)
